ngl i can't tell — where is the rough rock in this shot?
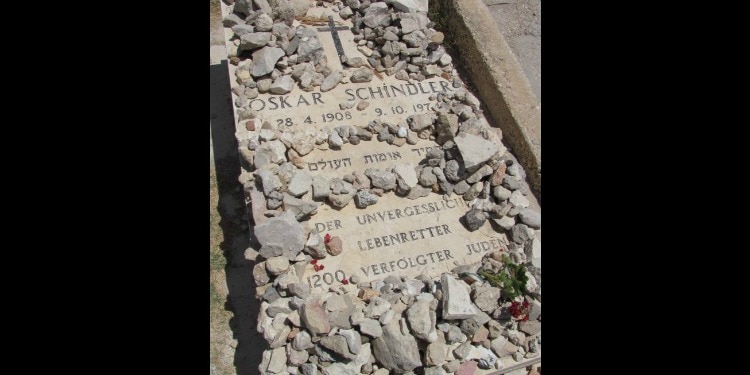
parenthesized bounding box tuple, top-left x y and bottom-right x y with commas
(254, 13, 274, 32)
(252, 47, 286, 77)
(453, 341, 472, 360)
(253, 262, 271, 285)
(490, 336, 518, 358)
(321, 70, 344, 92)
(371, 319, 422, 372)
(355, 190, 379, 208)
(349, 67, 373, 84)
(305, 229, 327, 258)
(255, 211, 306, 259)
(519, 208, 541, 228)
(390, 0, 428, 13)
(509, 190, 530, 208)
(265, 256, 290, 275)
(368, 170, 397, 190)
(472, 286, 501, 313)
(406, 299, 438, 342)
(287, 170, 312, 197)
(320, 335, 357, 360)
(223, 13, 245, 28)
(301, 363, 317, 375)
(394, 164, 418, 189)
(288, 345, 310, 366)
(445, 325, 467, 344)
(293, 330, 314, 350)
(338, 329, 363, 355)
(435, 112, 459, 145)
(283, 195, 322, 221)
(511, 223, 532, 244)
(239, 32, 271, 52)
(492, 185, 512, 201)
(518, 320, 542, 336)
(454, 132, 501, 173)
(311, 175, 331, 200)
(301, 301, 331, 334)
(296, 27, 325, 63)
(254, 140, 287, 169)
(267, 346, 287, 374)
(288, 282, 311, 299)
(359, 318, 383, 338)
(444, 159, 465, 182)
(463, 209, 486, 231)
(441, 274, 479, 320)
(270, 75, 295, 94)
(494, 216, 515, 231)
(322, 363, 356, 375)
(364, 296, 391, 318)
(362, 2, 391, 28)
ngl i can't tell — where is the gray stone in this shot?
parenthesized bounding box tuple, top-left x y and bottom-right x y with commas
(321, 70, 344, 92)
(463, 208, 486, 231)
(267, 346, 287, 374)
(301, 301, 331, 334)
(350, 66, 374, 83)
(459, 319, 480, 337)
(322, 363, 356, 375)
(305, 229, 327, 258)
(338, 329, 362, 355)
(355, 190, 379, 208)
(363, 2, 391, 28)
(444, 159, 464, 182)
(454, 132, 501, 173)
(518, 320, 541, 336)
(473, 345, 498, 369)
(325, 295, 348, 312)
(490, 336, 518, 359)
(492, 185, 512, 201)
(418, 167, 438, 187)
(254, 12, 274, 32)
(406, 300, 438, 343)
(472, 286, 501, 313)
(453, 180, 470, 195)
(340, 6, 354, 18)
(425, 337, 448, 367)
(270, 75, 295, 94)
(328, 131, 344, 148)
(368, 170, 397, 191)
(453, 341, 472, 360)
(441, 274, 479, 320)
(288, 345, 310, 366)
(511, 223, 532, 244)
(239, 32, 271, 53)
(232, 24, 255, 38)
(252, 47, 286, 77)
(519, 209, 541, 229)
(301, 363, 317, 375)
(359, 318, 383, 338)
(269, 0, 311, 17)
(445, 325, 466, 344)
(312, 175, 331, 200)
(435, 112, 459, 145)
(371, 319, 422, 373)
(502, 175, 522, 191)
(293, 330, 314, 350)
(265, 256, 290, 275)
(287, 170, 312, 197)
(494, 216, 515, 231)
(254, 140, 287, 169)
(399, 12, 429, 34)
(287, 282, 311, 299)
(283, 195, 322, 221)
(466, 165, 493, 184)
(443, 360, 460, 373)
(256, 211, 306, 259)
(253, 262, 271, 285)
(296, 27, 325, 63)
(233, 0, 254, 16)
(328, 181, 356, 208)
(509, 190, 530, 208)
(320, 335, 357, 360)
(364, 296, 392, 318)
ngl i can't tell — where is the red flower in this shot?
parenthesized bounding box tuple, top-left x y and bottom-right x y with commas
(324, 233, 332, 244)
(342, 278, 349, 285)
(310, 259, 318, 265)
(319, 265, 325, 270)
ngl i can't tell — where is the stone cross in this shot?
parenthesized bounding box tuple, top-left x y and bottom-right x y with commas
(317, 16, 350, 67)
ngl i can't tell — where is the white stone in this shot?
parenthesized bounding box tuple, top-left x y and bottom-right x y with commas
(270, 75, 295, 94)
(287, 170, 312, 197)
(252, 47, 286, 77)
(509, 190, 530, 208)
(441, 273, 479, 319)
(393, 164, 419, 189)
(454, 132, 501, 173)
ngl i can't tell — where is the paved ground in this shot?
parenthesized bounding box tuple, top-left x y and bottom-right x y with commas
(483, 0, 541, 103)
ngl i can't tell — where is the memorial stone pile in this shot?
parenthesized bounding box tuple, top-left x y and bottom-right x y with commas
(220, 1, 541, 373)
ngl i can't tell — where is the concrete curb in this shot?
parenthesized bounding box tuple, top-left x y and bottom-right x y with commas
(432, 0, 541, 203)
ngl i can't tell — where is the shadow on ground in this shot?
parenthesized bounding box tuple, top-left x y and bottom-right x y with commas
(210, 61, 264, 375)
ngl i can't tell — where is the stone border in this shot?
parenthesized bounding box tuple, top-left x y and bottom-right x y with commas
(430, 0, 541, 203)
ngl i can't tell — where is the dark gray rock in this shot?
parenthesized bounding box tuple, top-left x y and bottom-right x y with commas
(444, 159, 465, 182)
(362, 2, 391, 28)
(320, 335, 357, 360)
(350, 67, 374, 83)
(464, 208, 487, 231)
(367, 170, 397, 190)
(355, 190, 379, 208)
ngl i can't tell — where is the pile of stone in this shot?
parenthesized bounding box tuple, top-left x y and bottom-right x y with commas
(224, 0, 456, 111)
(240, 85, 540, 248)
(250, 244, 542, 374)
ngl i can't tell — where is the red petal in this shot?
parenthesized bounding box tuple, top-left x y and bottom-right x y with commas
(310, 259, 318, 264)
